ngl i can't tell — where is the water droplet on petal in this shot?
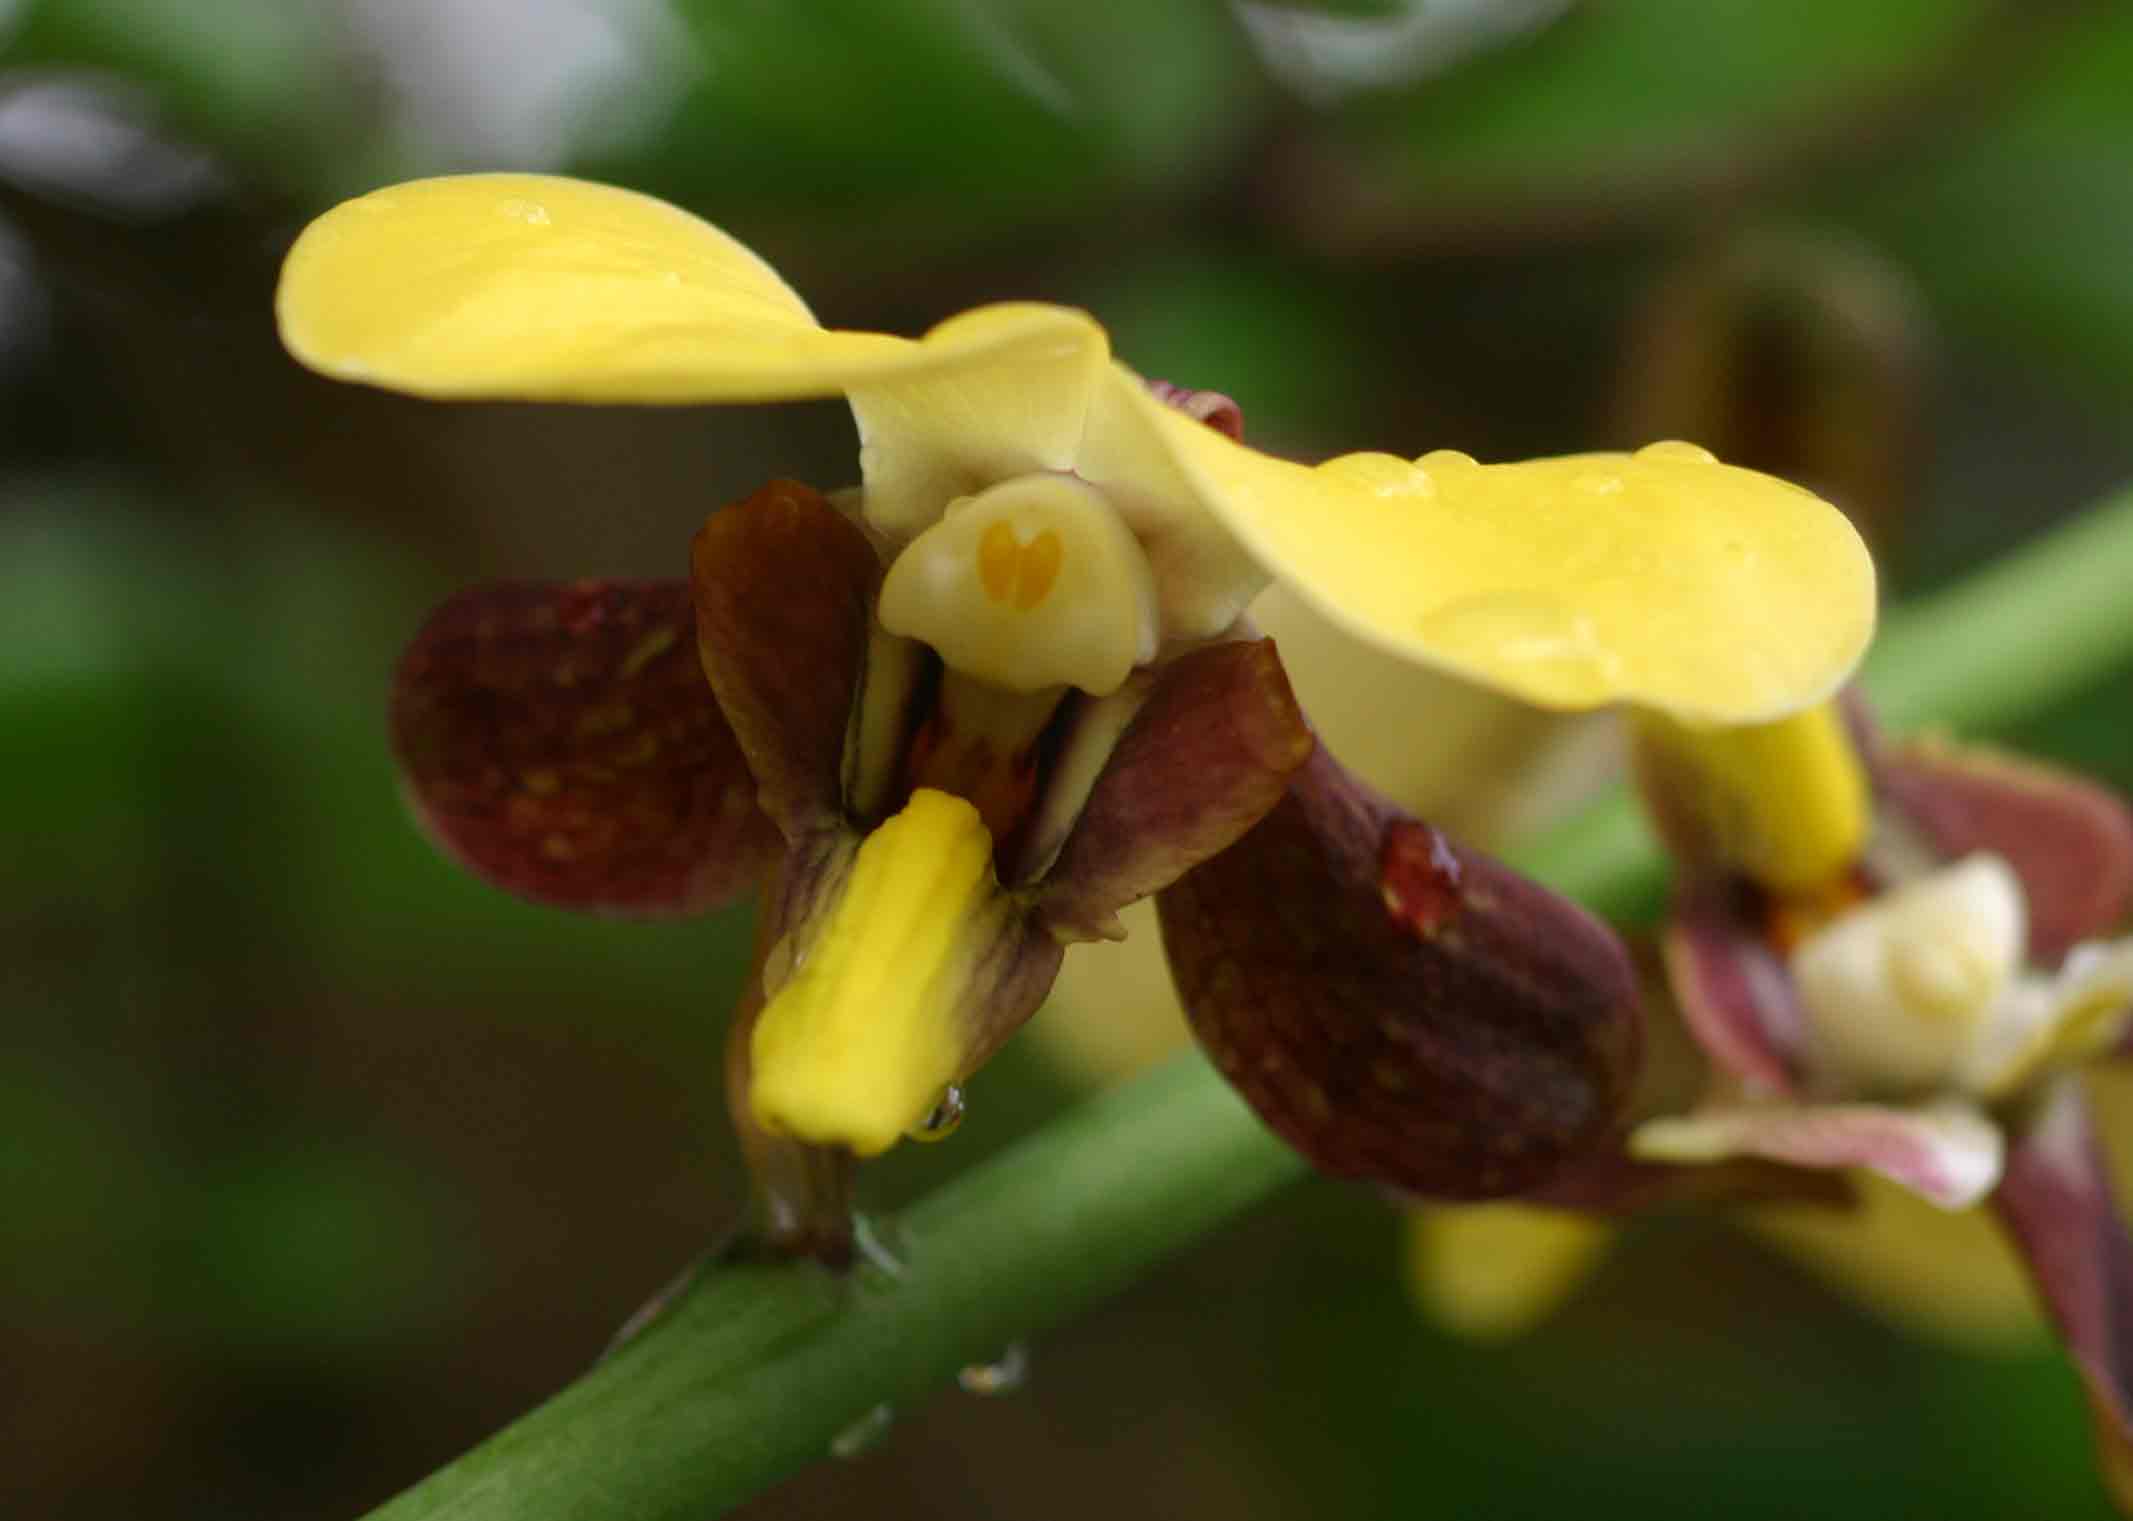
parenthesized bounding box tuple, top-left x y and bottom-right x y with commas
(957, 1342, 1029, 1396)
(1324, 452, 1434, 498)
(830, 1403, 896, 1460)
(498, 197, 550, 226)
(1414, 448, 1479, 477)
(908, 1085, 966, 1142)
(1634, 440, 1715, 465)
(1379, 822, 1463, 939)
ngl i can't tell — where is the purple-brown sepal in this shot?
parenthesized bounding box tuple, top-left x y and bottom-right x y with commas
(1994, 1079, 2133, 1513)
(1875, 739, 2133, 964)
(1040, 638, 1314, 943)
(690, 480, 882, 840)
(390, 579, 774, 916)
(1158, 748, 1642, 1199)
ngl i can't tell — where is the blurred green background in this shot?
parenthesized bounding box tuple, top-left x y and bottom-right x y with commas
(4, 0, 2133, 1516)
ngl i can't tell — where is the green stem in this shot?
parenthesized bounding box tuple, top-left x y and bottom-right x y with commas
(366, 485, 2133, 1521)
(368, 1058, 1303, 1520)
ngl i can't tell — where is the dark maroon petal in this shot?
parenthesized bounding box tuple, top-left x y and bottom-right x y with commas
(1158, 747, 1641, 1199)
(1664, 880, 1806, 1092)
(391, 580, 775, 916)
(1039, 638, 1314, 942)
(1993, 1080, 2133, 1511)
(690, 480, 882, 839)
(1877, 740, 2133, 964)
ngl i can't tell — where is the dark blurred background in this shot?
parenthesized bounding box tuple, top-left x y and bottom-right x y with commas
(5, 1, 2133, 1517)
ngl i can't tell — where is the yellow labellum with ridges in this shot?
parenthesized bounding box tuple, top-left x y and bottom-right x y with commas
(749, 789, 1004, 1156)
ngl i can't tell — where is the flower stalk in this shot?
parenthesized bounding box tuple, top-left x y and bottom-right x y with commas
(360, 481, 2133, 1521)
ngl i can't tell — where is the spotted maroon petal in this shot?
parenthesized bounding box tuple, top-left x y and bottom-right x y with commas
(1993, 1078, 2133, 1511)
(1876, 739, 2133, 964)
(1664, 879, 1807, 1093)
(690, 479, 882, 839)
(1158, 748, 1642, 1199)
(1630, 1096, 2003, 1208)
(391, 579, 775, 916)
(1040, 638, 1314, 942)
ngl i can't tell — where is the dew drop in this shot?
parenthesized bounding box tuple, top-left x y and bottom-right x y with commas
(497, 196, 551, 225)
(907, 1085, 966, 1142)
(1414, 448, 1479, 477)
(830, 1403, 895, 1460)
(851, 1213, 908, 1282)
(1380, 821, 1463, 939)
(1323, 451, 1434, 499)
(1634, 440, 1716, 465)
(957, 1342, 1029, 1397)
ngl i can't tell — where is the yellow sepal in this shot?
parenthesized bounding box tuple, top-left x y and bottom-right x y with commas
(1403, 1204, 1615, 1339)
(1752, 1173, 2044, 1350)
(749, 790, 1003, 1157)
(1120, 403, 1876, 724)
(1633, 699, 1871, 893)
(275, 173, 1103, 414)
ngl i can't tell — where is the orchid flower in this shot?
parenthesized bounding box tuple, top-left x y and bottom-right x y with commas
(1624, 700, 2133, 1504)
(275, 173, 1874, 1259)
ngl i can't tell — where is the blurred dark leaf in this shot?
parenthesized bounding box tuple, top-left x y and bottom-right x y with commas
(1853, 11, 2133, 406)
(1265, 0, 2006, 250)
(583, 0, 1257, 265)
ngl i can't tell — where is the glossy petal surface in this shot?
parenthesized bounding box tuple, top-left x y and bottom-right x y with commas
(1630, 1096, 2003, 1209)
(391, 580, 773, 915)
(1130, 429, 1875, 724)
(1160, 749, 1641, 1198)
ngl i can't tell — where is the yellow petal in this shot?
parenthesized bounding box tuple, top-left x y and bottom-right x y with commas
(1107, 393, 1876, 723)
(1752, 1173, 2044, 1350)
(276, 174, 1105, 431)
(847, 305, 1110, 543)
(1632, 701, 1870, 894)
(1026, 901, 1194, 1085)
(1402, 1204, 1614, 1340)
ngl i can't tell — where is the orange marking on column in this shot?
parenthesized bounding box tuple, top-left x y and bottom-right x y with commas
(1015, 530, 1063, 609)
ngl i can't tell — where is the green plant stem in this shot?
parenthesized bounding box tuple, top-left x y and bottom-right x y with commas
(366, 485, 2133, 1521)
(369, 1058, 1304, 1520)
